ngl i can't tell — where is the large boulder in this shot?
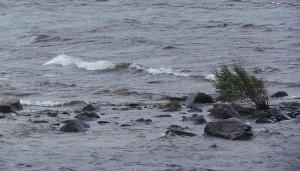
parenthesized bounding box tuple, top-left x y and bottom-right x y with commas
(0, 96, 23, 113)
(186, 93, 214, 105)
(204, 118, 253, 140)
(209, 104, 240, 119)
(59, 119, 89, 132)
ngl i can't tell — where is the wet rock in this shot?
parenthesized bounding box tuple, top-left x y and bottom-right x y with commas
(135, 118, 152, 123)
(0, 96, 23, 113)
(75, 114, 94, 121)
(62, 111, 70, 115)
(167, 96, 187, 102)
(120, 124, 131, 127)
(82, 104, 98, 112)
(256, 114, 273, 123)
(97, 121, 110, 124)
(31, 120, 49, 124)
(234, 105, 254, 116)
(187, 108, 202, 113)
(209, 104, 240, 119)
(186, 93, 214, 105)
(144, 119, 152, 123)
(135, 118, 145, 122)
(155, 114, 172, 118)
(271, 91, 288, 98)
(125, 103, 140, 107)
(166, 125, 196, 137)
(0, 114, 5, 119)
(47, 112, 59, 117)
(162, 108, 180, 112)
(209, 144, 218, 148)
(74, 112, 99, 121)
(204, 118, 253, 140)
(59, 119, 89, 132)
(182, 114, 207, 124)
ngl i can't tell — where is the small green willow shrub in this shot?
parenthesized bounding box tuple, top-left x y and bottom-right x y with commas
(213, 64, 269, 110)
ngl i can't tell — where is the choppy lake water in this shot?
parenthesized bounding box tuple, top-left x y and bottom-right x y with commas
(0, 0, 300, 170)
(0, 0, 299, 105)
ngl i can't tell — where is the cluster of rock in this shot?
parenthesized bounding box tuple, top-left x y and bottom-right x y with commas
(1, 90, 299, 140)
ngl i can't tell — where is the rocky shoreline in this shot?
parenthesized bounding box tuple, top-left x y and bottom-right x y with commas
(1, 92, 300, 170)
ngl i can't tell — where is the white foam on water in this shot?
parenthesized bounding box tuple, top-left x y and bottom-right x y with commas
(43, 54, 117, 71)
(130, 63, 190, 77)
(205, 74, 216, 81)
(20, 99, 65, 107)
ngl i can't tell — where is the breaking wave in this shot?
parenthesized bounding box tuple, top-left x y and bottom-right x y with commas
(43, 54, 117, 71)
(43, 55, 215, 80)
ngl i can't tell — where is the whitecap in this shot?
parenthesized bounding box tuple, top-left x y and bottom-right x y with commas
(20, 99, 65, 107)
(43, 54, 117, 71)
(130, 63, 190, 77)
(205, 74, 216, 81)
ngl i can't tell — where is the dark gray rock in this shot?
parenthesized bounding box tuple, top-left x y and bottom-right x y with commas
(135, 118, 145, 122)
(209, 104, 240, 119)
(256, 115, 273, 123)
(82, 104, 98, 112)
(75, 114, 93, 121)
(74, 112, 99, 121)
(187, 108, 203, 113)
(167, 96, 187, 102)
(271, 91, 288, 98)
(204, 118, 253, 140)
(120, 124, 131, 127)
(0, 96, 23, 113)
(144, 119, 152, 123)
(155, 114, 172, 118)
(166, 125, 196, 137)
(29, 119, 49, 124)
(162, 108, 180, 112)
(59, 119, 89, 132)
(186, 93, 214, 105)
(97, 121, 110, 124)
(182, 114, 207, 124)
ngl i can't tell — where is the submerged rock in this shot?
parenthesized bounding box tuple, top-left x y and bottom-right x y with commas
(59, 119, 89, 132)
(97, 121, 110, 124)
(204, 118, 253, 140)
(0, 96, 23, 113)
(186, 92, 214, 105)
(271, 91, 288, 98)
(182, 114, 207, 124)
(166, 125, 196, 137)
(74, 112, 99, 121)
(209, 104, 240, 119)
(82, 104, 98, 112)
(155, 114, 172, 118)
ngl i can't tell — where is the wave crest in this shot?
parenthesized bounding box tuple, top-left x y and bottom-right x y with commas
(43, 54, 117, 70)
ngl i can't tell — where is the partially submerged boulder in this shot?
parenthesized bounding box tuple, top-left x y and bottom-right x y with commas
(82, 104, 98, 112)
(186, 93, 214, 105)
(209, 104, 240, 119)
(204, 118, 253, 140)
(0, 96, 23, 113)
(166, 125, 196, 137)
(74, 112, 99, 121)
(59, 119, 89, 132)
(182, 114, 207, 124)
(271, 91, 288, 98)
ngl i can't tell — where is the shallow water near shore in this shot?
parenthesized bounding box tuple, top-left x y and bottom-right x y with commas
(1, 101, 300, 171)
(0, 0, 300, 170)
